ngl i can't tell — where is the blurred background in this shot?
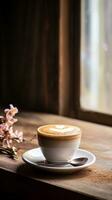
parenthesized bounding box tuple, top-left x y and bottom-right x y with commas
(1, 0, 112, 118)
(81, 0, 112, 115)
(0, 0, 59, 113)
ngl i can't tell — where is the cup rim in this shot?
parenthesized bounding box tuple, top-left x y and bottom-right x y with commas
(37, 124, 81, 140)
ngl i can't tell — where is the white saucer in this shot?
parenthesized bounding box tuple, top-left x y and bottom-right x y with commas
(22, 148, 96, 174)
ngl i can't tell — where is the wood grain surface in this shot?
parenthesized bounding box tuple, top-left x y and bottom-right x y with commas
(0, 112, 112, 200)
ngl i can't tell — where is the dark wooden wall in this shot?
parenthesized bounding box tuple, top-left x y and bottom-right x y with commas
(0, 0, 59, 113)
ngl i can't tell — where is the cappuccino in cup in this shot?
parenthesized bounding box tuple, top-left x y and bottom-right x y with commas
(37, 124, 81, 163)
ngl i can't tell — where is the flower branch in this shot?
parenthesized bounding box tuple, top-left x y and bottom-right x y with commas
(0, 104, 23, 159)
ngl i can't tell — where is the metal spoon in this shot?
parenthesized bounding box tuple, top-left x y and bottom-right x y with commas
(69, 157, 88, 166)
(37, 157, 88, 167)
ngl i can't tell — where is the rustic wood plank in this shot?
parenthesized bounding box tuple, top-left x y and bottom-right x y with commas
(0, 112, 112, 200)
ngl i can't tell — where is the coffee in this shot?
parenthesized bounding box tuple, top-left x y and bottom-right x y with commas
(37, 124, 81, 163)
(38, 124, 81, 140)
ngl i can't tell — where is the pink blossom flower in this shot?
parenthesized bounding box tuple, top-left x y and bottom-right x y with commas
(5, 104, 18, 127)
(0, 104, 23, 151)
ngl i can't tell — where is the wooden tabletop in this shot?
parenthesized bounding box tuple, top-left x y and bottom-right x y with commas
(0, 112, 112, 200)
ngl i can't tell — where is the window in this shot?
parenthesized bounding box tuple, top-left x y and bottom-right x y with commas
(81, 0, 112, 115)
(69, 0, 112, 126)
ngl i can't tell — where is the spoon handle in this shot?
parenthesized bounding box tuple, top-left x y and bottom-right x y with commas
(37, 157, 88, 167)
(37, 161, 69, 167)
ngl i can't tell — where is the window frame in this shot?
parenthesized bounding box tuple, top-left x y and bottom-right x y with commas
(69, 0, 112, 126)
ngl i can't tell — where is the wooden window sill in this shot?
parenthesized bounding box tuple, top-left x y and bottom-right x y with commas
(0, 112, 112, 200)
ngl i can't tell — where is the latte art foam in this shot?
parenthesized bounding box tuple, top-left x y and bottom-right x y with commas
(38, 124, 81, 138)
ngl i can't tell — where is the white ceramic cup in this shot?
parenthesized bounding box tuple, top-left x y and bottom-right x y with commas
(37, 124, 81, 163)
